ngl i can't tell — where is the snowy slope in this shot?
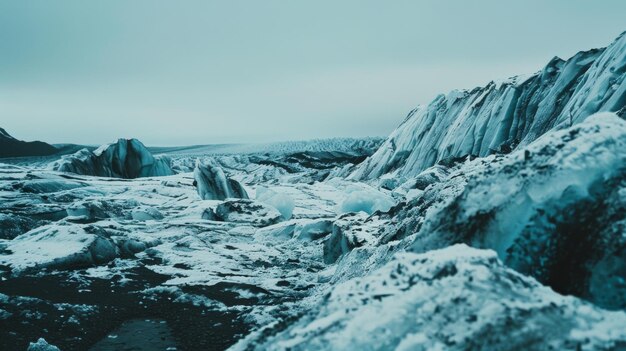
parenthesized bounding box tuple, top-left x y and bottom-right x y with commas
(253, 245, 626, 351)
(225, 112, 626, 350)
(351, 31, 626, 180)
(382, 112, 626, 309)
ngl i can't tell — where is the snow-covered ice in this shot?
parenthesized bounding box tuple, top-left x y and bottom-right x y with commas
(1, 32, 625, 351)
(351, 31, 626, 180)
(50, 138, 174, 178)
(254, 245, 626, 351)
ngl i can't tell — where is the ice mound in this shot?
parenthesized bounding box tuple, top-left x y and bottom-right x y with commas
(194, 160, 248, 200)
(294, 219, 333, 241)
(27, 338, 60, 351)
(389, 112, 626, 309)
(256, 186, 295, 220)
(0, 224, 117, 274)
(253, 220, 300, 241)
(254, 245, 626, 351)
(336, 184, 395, 215)
(50, 138, 174, 179)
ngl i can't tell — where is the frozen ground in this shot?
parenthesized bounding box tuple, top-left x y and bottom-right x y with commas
(0, 138, 389, 350)
(1, 113, 626, 351)
(2, 31, 625, 350)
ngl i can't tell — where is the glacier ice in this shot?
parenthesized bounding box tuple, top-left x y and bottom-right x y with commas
(66, 198, 140, 222)
(2, 115, 626, 349)
(323, 212, 386, 264)
(0, 139, 382, 349)
(294, 218, 333, 241)
(194, 160, 249, 200)
(14, 179, 87, 194)
(130, 206, 164, 221)
(336, 184, 395, 215)
(385, 112, 626, 309)
(0, 224, 117, 274)
(256, 186, 295, 220)
(50, 138, 174, 179)
(351, 32, 626, 180)
(253, 245, 626, 351)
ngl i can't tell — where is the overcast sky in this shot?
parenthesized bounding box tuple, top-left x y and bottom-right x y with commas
(1, 1, 625, 146)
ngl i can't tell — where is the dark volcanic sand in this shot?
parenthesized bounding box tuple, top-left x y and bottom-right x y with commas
(0, 260, 250, 351)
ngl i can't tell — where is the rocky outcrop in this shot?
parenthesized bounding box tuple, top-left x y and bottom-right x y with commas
(193, 161, 248, 200)
(51, 138, 173, 179)
(351, 31, 626, 180)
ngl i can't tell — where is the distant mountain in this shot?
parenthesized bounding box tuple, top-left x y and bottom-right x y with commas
(0, 128, 58, 158)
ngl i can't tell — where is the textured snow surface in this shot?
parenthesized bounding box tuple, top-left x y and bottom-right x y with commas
(152, 137, 383, 157)
(0, 157, 355, 348)
(352, 32, 626, 180)
(0, 224, 117, 273)
(228, 113, 626, 349)
(381, 113, 626, 310)
(255, 245, 626, 351)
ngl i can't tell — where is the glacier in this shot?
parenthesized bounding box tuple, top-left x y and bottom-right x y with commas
(395, 113, 626, 310)
(350, 31, 626, 181)
(1, 32, 626, 351)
